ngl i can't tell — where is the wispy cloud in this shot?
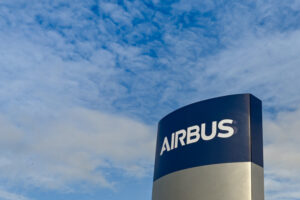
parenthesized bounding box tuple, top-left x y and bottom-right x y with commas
(0, 0, 158, 192)
(0, 108, 155, 190)
(264, 107, 300, 200)
(191, 30, 300, 112)
(0, 189, 32, 200)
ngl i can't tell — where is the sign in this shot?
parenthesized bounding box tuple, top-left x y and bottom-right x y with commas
(152, 94, 264, 200)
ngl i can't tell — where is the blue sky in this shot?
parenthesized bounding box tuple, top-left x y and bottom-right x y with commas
(0, 0, 300, 199)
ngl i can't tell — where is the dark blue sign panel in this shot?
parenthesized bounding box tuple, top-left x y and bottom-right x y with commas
(153, 94, 263, 181)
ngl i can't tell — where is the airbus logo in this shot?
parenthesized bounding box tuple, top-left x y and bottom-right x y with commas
(160, 119, 236, 156)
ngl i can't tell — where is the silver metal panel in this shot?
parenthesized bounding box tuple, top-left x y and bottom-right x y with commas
(152, 162, 264, 200)
(251, 163, 265, 200)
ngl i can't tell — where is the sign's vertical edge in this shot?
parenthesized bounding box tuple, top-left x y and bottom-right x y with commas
(153, 122, 160, 182)
(246, 94, 253, 200)
(249, 95, 264, 167)
(249, 94, 264, 200)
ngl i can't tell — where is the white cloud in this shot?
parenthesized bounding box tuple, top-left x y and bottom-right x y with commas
(172, 0, 215, 12)
(264, 107, 300, 200)
(191, 30, 300, 111)
(0, 108, 155, 191)
(0, 2, 156, 191)
(99, 2, 132, 24)
(0, 189, 32, 200)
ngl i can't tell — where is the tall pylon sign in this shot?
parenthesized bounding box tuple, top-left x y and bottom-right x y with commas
(152, 94, 264, 200)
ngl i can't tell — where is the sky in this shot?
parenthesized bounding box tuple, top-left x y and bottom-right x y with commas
(0, 0, 300, 199)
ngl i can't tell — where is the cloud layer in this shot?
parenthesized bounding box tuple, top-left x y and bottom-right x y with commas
(264, 108, 300, 200)
(0, 108, 155, 190)
(0, 189, 32, 200)
(192, 30, 300, 113)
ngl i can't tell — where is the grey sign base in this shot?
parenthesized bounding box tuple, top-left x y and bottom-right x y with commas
(152, 162, 264, 200)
